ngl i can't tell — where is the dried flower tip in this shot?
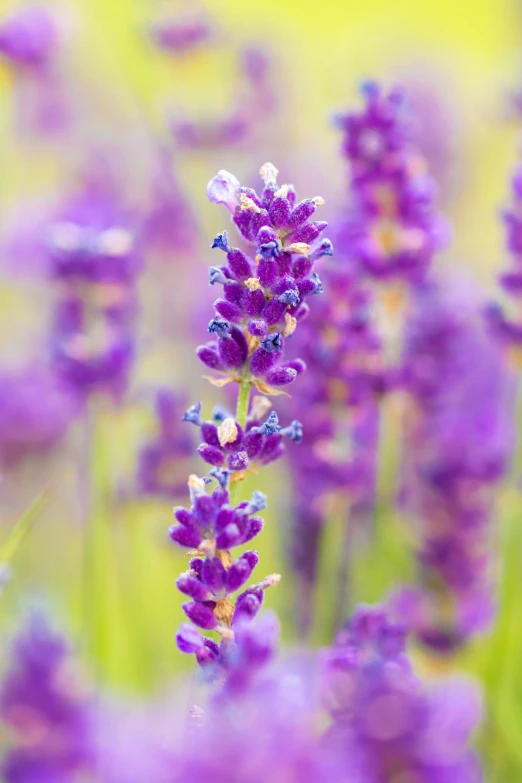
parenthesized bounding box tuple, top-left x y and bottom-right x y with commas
(199, 538, 216, 556)
(259, 162, 279, 185)
(217, 625, 235, 641)
(245, 277, 262, 291)
(211, 230, 230, 252)
(182, 401, 203, 425)
(263, 573, 281, 588)
(214, 598, 235, 625)
(285, 242, 310, 255)
(240, 194, 262, 213)
(274, 184, 289, 199)
(188, 474, 207, 499)
(249, 395, 272, 420)
(245, 490, 268, 514)
(282, 313, 297, 337)
(313, 196, 325, 207)
(218, 417, 239, 447)
(259, 411, 281, 435)
(209, 467, 231, 488)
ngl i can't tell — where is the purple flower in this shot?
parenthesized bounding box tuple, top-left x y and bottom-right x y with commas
(335, 81, 449, 283)
(183, 398, 302, 478)
(136, 390, 195, 499)
(0, 613, 93, 783)
(45, 178, 142, 400)
(0, 364, 81, 467)
(397, 279, 514, 650)
(322, 604, 483, 783)
(0, 6, 60, 68)
(149, 13, 212, 55)
(200, 163, 330, 392)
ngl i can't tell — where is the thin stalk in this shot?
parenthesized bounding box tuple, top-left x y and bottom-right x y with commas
(229, 377, 251, 506)
(333, 506, 353, 632)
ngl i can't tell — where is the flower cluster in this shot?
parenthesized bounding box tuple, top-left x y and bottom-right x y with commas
(182, 396, 302, 480)
(47, 179, 141, 399)
(486, 163, 522, 348)
(200, 163, 330, 392)
(335, 81, 448, 283)
(322, 604, 483, 782)
(149, 12, 213, 56)
(0, 364, 81, 468)
(170, 46, 275, 150)
(0, 5, 61, 69)
(0, 613, 93, 783)
(136, 390, 195, 499)
(397, 281, 513, 651)
(284, 263, 382, 631)
(171, 474, 280, 675)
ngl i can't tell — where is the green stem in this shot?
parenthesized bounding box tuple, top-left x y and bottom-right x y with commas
(229, 377, 251, 506)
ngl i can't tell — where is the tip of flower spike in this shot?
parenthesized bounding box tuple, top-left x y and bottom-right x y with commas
(360, 79, 380, 99)
(249, 395, 272, 421)
(188, 474, 207, 499)
(312, 272, 324, 294)
(208, 316, 230, 338)
(259, 411, 281, 436)
(246, 490, 267, 514)
(209, 467, 231, 488)
(211, 230, 229, 252)
(240, 193, 262, 213)
(259, 162, 279, 185)
(182, 401, 202, 425)
(285, 242, 310, 255)
(218, 417, 238, 447)
(282, 420, 303, 443)
(264, 573, 281, 587)
(260, 333, 283, 353)
(209, 266, 229, 286)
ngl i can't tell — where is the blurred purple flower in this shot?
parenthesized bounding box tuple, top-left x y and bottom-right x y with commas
(137, 389, 195, 499)
(0, 613, 93, 783)
(0, 364, 81, 467)
(396, 279, 514, 650)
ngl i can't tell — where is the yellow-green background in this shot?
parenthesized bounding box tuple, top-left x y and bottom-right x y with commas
(1, 0, 522, 780)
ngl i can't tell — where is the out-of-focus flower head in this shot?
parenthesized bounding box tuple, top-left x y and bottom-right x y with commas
(397, 279, 514, 651)
(139, 146, 198, 256)
(335, 81, 450, 283)
(136, 389, 195, 499)
(0, 364, 81, 468)
(200, 163, 330, 394)
(0, 5, 61, 69)
(0, 4, 72, 137)
(149, 12, 213, 56)
(322, 604, 483, 782)
(46, 165, 142, 401)
(0, 612, 94, 783)
(486, 162, 522, 352)
(170, 45, 275, 150)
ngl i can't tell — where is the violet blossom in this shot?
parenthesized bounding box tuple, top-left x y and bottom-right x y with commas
(46, 178, 141, 400)
(200, 162, 329, 392)
(0, 364, 81, 468)
(395, 280, 514, 651)
(0, 4, 70, 136)
(322, 604, 483, 783)
(335, 81, 449, 283)
(0, 613, 94, 783)
(136, 389, 195, 499)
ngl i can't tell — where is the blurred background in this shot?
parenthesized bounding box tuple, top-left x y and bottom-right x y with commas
(1, 0, 522, 778)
